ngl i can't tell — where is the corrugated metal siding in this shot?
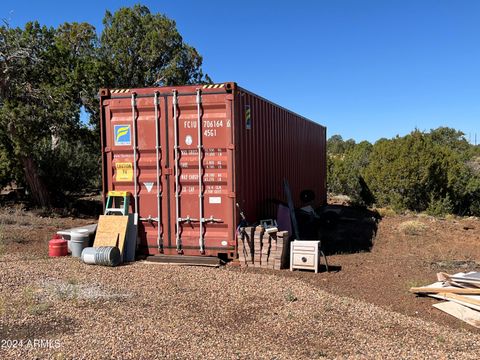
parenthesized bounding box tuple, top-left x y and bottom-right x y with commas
(234, 87, 326, 223)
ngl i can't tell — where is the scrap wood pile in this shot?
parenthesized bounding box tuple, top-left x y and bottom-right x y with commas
(237, 226, 290, 269)
(410, 272, 480, 328)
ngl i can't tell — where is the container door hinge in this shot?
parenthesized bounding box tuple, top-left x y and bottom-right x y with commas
(227, 144, 235, 150)
(104, 147, 111, 153)
(228, 192, 235, 198)
(165, 168, 173, 175)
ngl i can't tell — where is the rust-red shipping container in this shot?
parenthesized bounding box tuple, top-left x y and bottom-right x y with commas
(100, 82, 326, 259)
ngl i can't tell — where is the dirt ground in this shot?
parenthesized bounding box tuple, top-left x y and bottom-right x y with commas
(1, 202, 480, 358)
(271, 207, 480, 333)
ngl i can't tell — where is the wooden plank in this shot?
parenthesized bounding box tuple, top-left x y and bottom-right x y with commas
(410, 287, 480, 295)
(438, 272, 480, 288)
(438, 293, 480, 310)
(433, 301, 480, 328)
(452, 272, 480, 282)
(436, 272, 475, 289)
(93, 215, 129, 255)
(450, 278, 480, 287)
(435, 293, 480, 311)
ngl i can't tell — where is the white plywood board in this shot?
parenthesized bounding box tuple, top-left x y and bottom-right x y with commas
(431, 293, 480, 312)
(433, 301, 480, 328)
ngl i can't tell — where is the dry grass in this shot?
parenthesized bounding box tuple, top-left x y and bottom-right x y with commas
(398, 220, 428, 235)
(376, 207, 397, 218)
(22, 285, 52, 316)
(284, 288, 298, 302)
(0, 205, 82, 229)
(0, 204, 28, 224)
(0, 205, 93, 259)
(405, 278, 431, 291)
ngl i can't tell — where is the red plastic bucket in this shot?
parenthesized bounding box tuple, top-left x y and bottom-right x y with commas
(49, 238, 68, 257)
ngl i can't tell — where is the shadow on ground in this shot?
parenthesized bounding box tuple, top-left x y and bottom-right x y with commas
(297, 205, 381, 255)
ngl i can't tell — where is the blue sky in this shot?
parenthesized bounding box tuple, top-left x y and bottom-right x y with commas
(2, 0, 479, 143)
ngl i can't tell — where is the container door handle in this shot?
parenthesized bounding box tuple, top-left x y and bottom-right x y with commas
(202, 216, 223, 223)
(178, 216, 199, 224)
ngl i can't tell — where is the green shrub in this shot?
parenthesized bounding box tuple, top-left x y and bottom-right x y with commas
(327, 140, 373, 206)
(426, 195, 454, 217)
(327, 128, 480, 216)
(35, 135, 101, 196)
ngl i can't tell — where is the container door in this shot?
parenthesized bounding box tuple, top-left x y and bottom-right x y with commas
(103, 93, 166, 254)
(168, 90, 234, 257)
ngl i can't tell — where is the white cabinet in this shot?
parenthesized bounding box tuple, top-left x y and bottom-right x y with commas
(290, 240, 321, 273)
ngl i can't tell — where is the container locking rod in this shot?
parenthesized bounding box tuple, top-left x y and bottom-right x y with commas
(154, 91, 163, 251)
(173, 90, 182, 253)
(131, 93, 138, 216)
(196, 89, 205, 254)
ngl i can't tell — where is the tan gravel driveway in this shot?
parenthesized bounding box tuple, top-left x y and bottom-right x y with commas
(1, 255, 480, 359)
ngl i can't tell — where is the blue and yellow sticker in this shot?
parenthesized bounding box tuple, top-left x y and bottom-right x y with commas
(114, 125, 131, 146)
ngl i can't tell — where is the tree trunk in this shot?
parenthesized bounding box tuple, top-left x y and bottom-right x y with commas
(21, 156, 52, 207)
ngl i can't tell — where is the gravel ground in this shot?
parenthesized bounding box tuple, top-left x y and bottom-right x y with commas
(1, 255, 480, 359)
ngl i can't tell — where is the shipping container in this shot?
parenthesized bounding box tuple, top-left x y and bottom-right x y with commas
(99, 82, 326, 259)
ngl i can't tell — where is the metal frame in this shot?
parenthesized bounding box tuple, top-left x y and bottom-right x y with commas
(110, 91, 226, 100)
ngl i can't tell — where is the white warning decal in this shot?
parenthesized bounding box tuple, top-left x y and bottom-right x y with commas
(144, 182, 154, 192)
(209, 196, 221, 204)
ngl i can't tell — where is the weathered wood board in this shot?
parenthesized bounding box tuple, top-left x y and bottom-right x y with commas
(431, 293, 480, 312)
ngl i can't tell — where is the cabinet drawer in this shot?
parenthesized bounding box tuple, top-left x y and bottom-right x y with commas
(293, 245, 317, 253)
(292, 252, 316, 268)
